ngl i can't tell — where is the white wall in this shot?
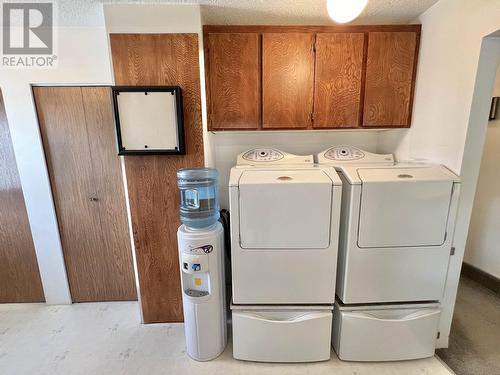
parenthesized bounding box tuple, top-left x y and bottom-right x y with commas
(464, 64, 500, 278)
(105, 3, 202, 34)
(0, 1, 113, 303)
(408, 0, 500, 347)
(407, 0, 500, 170)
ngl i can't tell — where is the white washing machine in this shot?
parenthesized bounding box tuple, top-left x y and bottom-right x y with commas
(229, 148, 342, 362)
(316, 146, 460, 362)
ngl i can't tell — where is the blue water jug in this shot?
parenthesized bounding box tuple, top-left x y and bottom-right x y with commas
(177, 168, 220, 229)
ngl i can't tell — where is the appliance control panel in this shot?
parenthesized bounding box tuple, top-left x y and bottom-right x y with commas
(324, 146, 365, 160)
(316, 146, 394, 165)
(237, 148, 313, 165)
(242, 148, 284, 162)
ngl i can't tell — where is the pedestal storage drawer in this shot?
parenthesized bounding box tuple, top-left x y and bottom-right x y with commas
(333, 303, 440, 361)
(232, 309, 332, 362)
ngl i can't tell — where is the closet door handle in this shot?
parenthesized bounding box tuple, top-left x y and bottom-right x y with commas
(89, 197, 99, 202)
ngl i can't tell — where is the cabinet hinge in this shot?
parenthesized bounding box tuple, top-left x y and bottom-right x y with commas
(437, 331, 441, 339)
(309, 112, 315, 121)
(313, 42, 316, 53)
(450, 247, 455, 256)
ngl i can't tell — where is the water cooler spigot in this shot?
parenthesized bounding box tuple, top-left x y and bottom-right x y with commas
(181, 252, 210, 298)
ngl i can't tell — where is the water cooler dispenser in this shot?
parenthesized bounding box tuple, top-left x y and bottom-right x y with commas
(177, 168, 227, 361)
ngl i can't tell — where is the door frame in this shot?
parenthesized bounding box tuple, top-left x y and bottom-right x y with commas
(438, 34, 500, 347)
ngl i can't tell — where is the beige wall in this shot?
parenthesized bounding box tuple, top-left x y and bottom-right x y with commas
(465, 64, 500, 278)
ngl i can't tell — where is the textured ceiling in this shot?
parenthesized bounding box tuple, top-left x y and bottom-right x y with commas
(198, 0, 440, 25)
(50, 0, 439, 27)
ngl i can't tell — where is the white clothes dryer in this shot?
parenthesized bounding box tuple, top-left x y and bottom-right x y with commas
(316, 145, 460, 362)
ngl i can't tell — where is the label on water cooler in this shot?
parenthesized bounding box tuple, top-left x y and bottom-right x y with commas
(186, 244, 214, 255)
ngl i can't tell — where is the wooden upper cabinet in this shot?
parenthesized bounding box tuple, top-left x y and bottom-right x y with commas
(203, 25, 420, 130)
(314, 33, 365, 128)
(262, 33, 315, 129)
(363, 31, 418, 127)
(206, 33, 260, 130)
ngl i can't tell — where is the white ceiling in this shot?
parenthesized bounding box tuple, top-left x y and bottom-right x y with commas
(53, 0, 439, 27)
(198, 0, 440, 25)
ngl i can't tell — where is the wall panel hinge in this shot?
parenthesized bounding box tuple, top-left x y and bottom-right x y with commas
(450, 247, 455, 256)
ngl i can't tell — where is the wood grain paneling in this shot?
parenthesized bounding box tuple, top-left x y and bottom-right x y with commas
(313, 33, 365, 128)
(34, 86, 136, 302)
(0, 90, 44, 303)
(363, 32, 418, 127)
(110, 33, 204, 323)
(206, 33, 260, 130)
(262, 33, 315, 129)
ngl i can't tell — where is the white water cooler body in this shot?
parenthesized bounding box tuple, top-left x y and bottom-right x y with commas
(177, 222, 227, 361)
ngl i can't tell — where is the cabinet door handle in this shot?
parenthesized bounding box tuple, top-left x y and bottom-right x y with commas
(89, 197, 99, 202)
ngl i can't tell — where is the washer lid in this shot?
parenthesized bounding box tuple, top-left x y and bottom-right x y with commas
(357, 166, 457, 183)
(238, 169, 335, 249)
(239, 168, 333, 185)
(357, 167, 456, 248)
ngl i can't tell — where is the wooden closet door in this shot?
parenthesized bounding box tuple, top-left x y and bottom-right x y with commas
(206, 33, 260, 130)
(34, 86, 136, 302)
(363, 32, 418, 127)
(0, 90, 44, 303)
(314, 33, 364, 128)
(263, 33, 315, 129)
(81, 87, 137, 301)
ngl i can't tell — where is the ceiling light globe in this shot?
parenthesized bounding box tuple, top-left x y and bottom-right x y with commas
(327, 0, 369, 24)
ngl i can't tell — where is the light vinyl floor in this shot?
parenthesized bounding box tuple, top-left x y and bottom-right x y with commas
(0, 302, 453, 375)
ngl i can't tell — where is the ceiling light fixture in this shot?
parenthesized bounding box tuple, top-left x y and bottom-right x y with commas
(326, 0, 368, 24)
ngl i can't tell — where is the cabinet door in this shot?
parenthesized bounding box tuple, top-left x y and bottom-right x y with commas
(363, 32, 418, 127)
(207, 33, 260, 130)
(314, 33, 364, 128)
(263, 33, 315, 129)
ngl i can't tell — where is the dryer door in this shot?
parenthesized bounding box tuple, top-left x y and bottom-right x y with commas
(357, 167, 454, 248)
(239, 169, 332, 249)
